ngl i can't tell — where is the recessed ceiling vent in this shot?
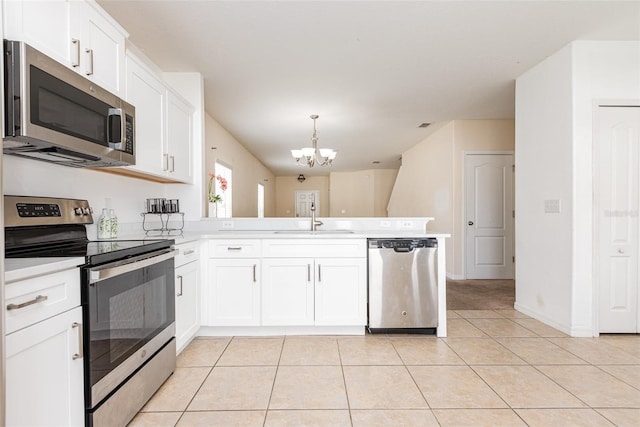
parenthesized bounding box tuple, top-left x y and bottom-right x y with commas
(418, 122, 431, 128)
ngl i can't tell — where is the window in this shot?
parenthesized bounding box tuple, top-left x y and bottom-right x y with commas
(257, 183, 264, 218)
(215, 162, 232, 218)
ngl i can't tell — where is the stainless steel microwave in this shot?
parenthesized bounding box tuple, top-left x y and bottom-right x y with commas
(3, 40, 135, 167)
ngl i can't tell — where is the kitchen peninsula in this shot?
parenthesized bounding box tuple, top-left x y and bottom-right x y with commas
(160, 217, 449, 339)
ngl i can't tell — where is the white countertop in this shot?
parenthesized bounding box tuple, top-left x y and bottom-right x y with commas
(5, 257, 86, 283)
(119, 230, 449, 243)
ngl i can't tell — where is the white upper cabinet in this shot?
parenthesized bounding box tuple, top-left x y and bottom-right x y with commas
(125, 53, 167, 177)
(166, 91, 194, 183)
(3, 0, 73, 65)
(69, 1, 126, 95)
(4, 0, 127, 96)
(124, 50, 194, 183)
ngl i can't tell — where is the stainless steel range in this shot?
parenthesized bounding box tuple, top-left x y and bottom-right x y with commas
(4, 196, 176, 427)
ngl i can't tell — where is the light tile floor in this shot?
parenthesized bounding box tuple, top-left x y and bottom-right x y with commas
(129, 310, 640, 426)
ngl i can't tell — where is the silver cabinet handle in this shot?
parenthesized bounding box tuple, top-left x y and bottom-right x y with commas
(170, 155, 175, 172)
(85, 48, 94, 75)
(183, 249, 195, 256)
(71, 39, 80, 67)
(227, 247, 242, 251)
(307, 264, 311, 282)
(7, 294, 48, 311)
(253, 264, 257, 282)
(72, 322, 83, 360)
(176, 275, 183, 296)
(163, 153, 169, 171)
(318, 264, 322, 282)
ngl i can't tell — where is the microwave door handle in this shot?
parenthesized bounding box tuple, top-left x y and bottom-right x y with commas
(89, 249, 177, 284)
(107, 108, 123, 150)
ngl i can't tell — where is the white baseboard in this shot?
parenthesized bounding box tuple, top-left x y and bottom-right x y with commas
(447, 273, 465, 280)
(513, 302, 590, 336)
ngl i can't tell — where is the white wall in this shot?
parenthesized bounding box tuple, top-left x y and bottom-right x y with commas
(515, 41, 640, 335)
(3, 156, 170, 239)
(515, 44, 575, 332)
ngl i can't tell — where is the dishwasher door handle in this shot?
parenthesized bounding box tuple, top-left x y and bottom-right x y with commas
(394, 247, 414, 253)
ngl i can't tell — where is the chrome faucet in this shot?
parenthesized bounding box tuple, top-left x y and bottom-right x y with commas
(310, 201, 323, 231)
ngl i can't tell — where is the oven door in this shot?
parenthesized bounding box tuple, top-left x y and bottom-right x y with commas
(83, 249, 176, 408)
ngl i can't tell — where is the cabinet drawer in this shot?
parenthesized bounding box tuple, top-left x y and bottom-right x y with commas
(175, 241, 200, 267)
(209, 240, 261, 258)
(5, 268, 81, 334)
(263, 239, 367, 258)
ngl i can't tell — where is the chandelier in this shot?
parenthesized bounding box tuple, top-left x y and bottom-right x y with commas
(291, 115, 337, 167)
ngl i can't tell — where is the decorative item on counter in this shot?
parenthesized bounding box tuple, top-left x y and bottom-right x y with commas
(207, 173, 227, 218)
(97, 208, 111, 239)
(141, 197, 184, 235)
(109, 209, 118, 238)
(97, 199, 118, 239)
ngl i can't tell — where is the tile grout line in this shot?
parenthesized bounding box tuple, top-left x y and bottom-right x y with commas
(262, 335, 286, 427)
(336, 336, 355, 427)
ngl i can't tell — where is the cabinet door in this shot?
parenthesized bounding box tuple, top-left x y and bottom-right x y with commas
(3, 0, 73, 66)
(6, 307, 84, 427)
(125, 53, 167, 177)
(262, 258, 314, 326)
(166, 91, 194, 183)
(207, 259, 260, 326)
(315, 258, 367, 326)
(175, 261, 200, 352)
(70, 1, 125, 95)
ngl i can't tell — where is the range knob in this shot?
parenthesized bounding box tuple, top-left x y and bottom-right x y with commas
(74, 207, 83, 216)
(82, 207, 91, 215)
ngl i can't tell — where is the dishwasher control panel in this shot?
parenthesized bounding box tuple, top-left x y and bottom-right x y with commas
(368, 238, 437, 250)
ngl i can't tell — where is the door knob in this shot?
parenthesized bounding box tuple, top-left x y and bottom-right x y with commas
(618, 248, 625, 254)
(468, 221, 474, 226)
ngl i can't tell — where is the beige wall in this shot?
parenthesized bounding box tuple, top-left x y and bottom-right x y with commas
(387, 120, 515, 278)
(329, 169, 398, 217)
(204, 113, 276, 217)
(274, 169, 398, 217)
(274, 175, 330, 217)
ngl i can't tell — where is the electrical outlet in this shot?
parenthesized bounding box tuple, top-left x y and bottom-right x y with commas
(401, 221, 413, 228)
(222, 221, 234, 229)
(380, 221, 391, 227)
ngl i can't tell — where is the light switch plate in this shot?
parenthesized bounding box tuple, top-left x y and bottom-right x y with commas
(544, 199, 561, 213)
(222, 221, 234, 229)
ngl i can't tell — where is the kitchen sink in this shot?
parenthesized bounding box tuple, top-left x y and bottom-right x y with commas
(273, 230, 354, 234)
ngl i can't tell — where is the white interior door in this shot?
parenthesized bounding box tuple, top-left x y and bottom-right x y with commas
(295, 191, 320, 217)
(465, 153, 514, 279)
(597, 106, 640, 333)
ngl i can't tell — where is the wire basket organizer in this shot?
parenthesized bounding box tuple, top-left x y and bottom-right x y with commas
(142, 198, 184, 235)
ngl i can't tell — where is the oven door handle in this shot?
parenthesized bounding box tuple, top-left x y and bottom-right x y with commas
(89, 249, 177, 284)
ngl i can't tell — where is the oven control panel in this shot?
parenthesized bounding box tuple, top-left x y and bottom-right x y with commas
(16, 203, 62, 217)
(4, 196, 94, 226)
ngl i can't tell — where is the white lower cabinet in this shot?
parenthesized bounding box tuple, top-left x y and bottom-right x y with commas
(204, 238, 367, 330)
(6, 306, 84, 427)
(175, 243, 200, 352)
(207, 258, 261, 326)
(314, 258, 367, 326)
(261, 258, 315, 326)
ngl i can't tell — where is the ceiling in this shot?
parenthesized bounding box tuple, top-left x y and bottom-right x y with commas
(98, 1, 640, 176)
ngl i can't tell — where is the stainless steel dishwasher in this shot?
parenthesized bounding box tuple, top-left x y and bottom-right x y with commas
(368, 238, 438, 333)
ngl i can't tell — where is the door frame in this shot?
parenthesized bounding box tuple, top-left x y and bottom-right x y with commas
(592, 99, 640, 335)
(462, 150, 515, 279)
